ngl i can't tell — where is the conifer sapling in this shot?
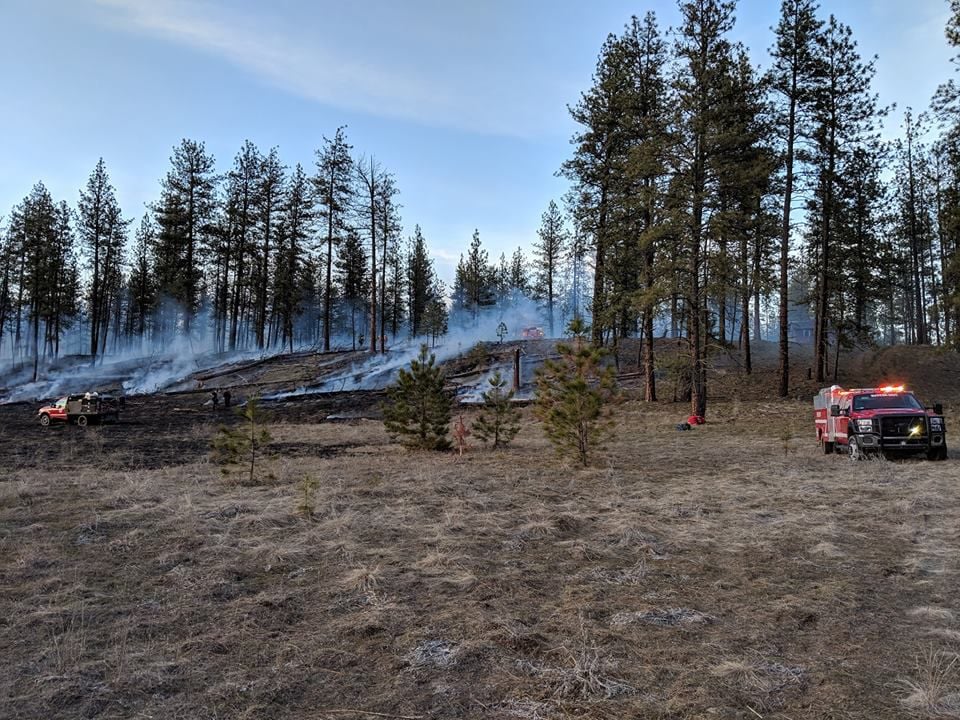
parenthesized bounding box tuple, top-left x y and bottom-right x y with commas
(383, 344, 452, 450)
(534, 318, 617, 466)
(473, 370, 521, 448)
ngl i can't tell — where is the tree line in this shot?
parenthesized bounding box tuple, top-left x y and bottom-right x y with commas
(561, 0, 960, 417)
(0, 126, 584, 380)
(4, 0, 959, 412)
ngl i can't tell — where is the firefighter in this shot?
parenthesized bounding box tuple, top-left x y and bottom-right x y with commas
(223, 390, 232, 408)
(211, 390, 219, 409)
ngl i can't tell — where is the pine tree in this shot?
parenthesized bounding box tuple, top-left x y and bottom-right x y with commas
(335, 229, 368, 350)
(386, 231, 406, 339)
(671, 0, 737, 418)
(383, 344, 451, 450)
(153, 139, 217, 334)
(534, 318, 617, 466)
(273, 163, 314, 352)
(712, 48, 777, 373)
(47, 201, 79, 357)
(19, 184, 58, 379)
(562, 31, 635, 346)
(533, 200, 567, 336)
(377, 172, 400, 352)
(807, 16, 881, 380)
(423, 279, 449, 347)
(314, 128, 354, 352)
(494, 252, 511, 309)
(406, 225, 434, 337)
(622, 12, 672, 402)
(355, 155, 387, 354)
(473, 371, 521, 448)
(452, 230, 494, 323)
(253, 147, 286, 348)
(769, 0, 823, 396)
(0, 221, 15, 359)
(221, 141, 262, 351)
(127, 214, 156, 343)
(78, 158, 129, 361)
(509, 247, 528, 295)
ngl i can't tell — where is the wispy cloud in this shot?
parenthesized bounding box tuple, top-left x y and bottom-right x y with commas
(92, 0, 554, 137)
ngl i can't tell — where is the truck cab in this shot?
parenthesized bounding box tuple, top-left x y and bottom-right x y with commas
(38, 397, 70, 425)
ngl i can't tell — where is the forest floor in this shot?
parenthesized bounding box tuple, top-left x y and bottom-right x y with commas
(2, 341, 960, 719)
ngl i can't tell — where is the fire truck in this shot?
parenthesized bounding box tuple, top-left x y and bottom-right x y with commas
(814, 385, 947, 460)
(38, 392, 121, 427)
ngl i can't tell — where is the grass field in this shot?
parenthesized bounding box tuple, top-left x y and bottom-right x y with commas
(0, 380, 960, 720)
(3, 369, 960, 719)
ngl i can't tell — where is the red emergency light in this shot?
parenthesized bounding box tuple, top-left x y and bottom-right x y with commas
(878, 384, 905, 394)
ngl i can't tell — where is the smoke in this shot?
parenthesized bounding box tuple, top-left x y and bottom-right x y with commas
(0, 299, 322, 403)
(1, 292, 557, 404)
(267, 295, 551, 400)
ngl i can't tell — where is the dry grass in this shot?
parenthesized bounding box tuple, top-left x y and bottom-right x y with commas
(2, 386, 960, 718)
(897, 647, 960, 717)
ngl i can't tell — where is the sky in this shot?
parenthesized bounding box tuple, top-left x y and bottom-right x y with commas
(1, 0, 954, 285)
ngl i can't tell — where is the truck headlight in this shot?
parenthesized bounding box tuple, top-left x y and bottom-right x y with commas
(931, 417, 944, 431)
(857, 419, 875, 432)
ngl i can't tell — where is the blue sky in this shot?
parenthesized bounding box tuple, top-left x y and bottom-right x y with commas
(1, 0, 953, 284)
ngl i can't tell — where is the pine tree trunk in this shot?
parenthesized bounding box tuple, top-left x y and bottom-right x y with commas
(324, 185, 334, 352)
(778, 68, 798, 396)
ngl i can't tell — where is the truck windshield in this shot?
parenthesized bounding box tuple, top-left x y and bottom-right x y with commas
(852, 393, 923, 411)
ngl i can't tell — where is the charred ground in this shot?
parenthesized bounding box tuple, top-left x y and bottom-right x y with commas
(2, 341, 960, 719)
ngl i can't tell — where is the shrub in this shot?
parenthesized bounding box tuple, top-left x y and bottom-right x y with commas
(383, 344, 452, 450)
(474, 370, 521, 448)
(534, 320, 617, 466)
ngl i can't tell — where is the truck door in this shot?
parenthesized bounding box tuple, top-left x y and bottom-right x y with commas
(51, 399, 67, 421)
(836, 396, 851, 445)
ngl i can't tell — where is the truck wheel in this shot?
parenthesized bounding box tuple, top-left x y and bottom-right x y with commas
(849, 437, 863, 461)
(39, 414, 50, 427)
(823, 440, 835, 455)
(76, 415, 88, 427)
(929, 444, 948, 461)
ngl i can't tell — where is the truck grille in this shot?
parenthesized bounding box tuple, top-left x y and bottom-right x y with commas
(880, 416, 927, 446)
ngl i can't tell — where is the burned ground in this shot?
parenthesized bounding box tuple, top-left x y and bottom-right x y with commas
(2, 343, 960, 719)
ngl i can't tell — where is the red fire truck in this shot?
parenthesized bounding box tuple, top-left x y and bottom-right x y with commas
(814, 385, 947, 460)
(38, 392, 121, 427)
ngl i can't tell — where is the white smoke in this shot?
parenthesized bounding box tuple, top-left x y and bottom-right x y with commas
(1, 292, 556, 404)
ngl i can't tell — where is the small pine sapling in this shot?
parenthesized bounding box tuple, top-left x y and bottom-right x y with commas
(211, 396, 272, 484)
(534, 318, 617, 466)
(298, 474, 318, 518)
(781, 425, 793, 455)
(383, 344, 452, 450)
(473, 371, 521, 448)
